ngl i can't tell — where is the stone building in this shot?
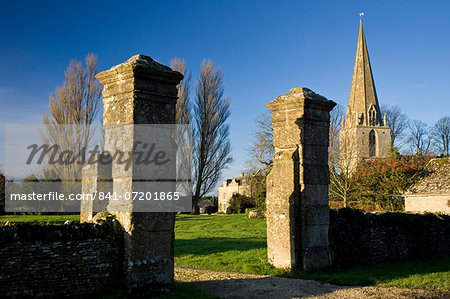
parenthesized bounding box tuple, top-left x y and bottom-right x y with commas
(404, 158, 450, 214)
(339, 19, 390, 172)
(199, 199, 216, 214)
(218, 173, 251, 213)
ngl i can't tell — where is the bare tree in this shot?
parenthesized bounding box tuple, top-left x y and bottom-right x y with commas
(407, 120, 432, 155)
(192, 59, 232, 214)
(432, 116, 450, 156)
(329, 104, 344, 172)
(170, 58, 191, 124)
(43, 54, 102, 126)
(329, 104, 355, 207)
(381, 104, 408, 149)
(42, 53, 102, 180)
(329, 130, 359, 207)
(246, 111, 273, 172)
(170, 58, 193, 198)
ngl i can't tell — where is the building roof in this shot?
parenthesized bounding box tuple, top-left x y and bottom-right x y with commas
(346, 19, 382, 127)
(406, 158, 450, 195)
(199, 199, 214, 208)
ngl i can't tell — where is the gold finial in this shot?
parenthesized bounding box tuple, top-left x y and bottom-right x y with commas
(359, 12, 364, 19)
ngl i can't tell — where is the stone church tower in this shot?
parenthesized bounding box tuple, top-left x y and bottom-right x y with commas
(339, 19, 391, 172)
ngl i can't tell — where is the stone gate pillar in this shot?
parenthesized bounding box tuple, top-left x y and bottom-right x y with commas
(95, 55, 183, 292)
(80, 154, 112, 222)
(266, 87, 335, 270)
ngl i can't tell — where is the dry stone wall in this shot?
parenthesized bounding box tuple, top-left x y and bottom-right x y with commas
(0, 220, 123, 298)
(329, 208, 450, 267)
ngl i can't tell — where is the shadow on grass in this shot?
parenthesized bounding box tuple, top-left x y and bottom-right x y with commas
(284, 256, 450, 291)
(175, 237, 266, 255)
(175, 215, 215, 221)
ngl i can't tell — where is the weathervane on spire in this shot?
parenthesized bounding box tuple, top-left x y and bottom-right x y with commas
(359, 12, 364, 19)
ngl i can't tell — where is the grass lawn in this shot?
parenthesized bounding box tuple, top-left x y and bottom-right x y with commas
(289, 258, 450, 291)
(175, 214, 283, 275)
(2, 213, 449, 291)
(174, 214, 450, 292)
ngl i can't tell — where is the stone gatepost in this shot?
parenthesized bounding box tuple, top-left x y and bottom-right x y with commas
(80, 154, 112, 222)
(266, 87, 336, 270)
(95, 55, 183, 292)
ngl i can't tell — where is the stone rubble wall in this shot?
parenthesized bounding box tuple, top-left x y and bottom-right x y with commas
(0, 220, 123, 298)
(329, 208, 450, 267)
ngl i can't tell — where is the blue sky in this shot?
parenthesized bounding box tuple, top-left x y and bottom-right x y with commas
(1, 1, 449, 190)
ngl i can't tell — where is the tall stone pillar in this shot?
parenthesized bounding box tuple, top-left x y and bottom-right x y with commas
(266, 87, 335, 270)
(95, 55, 183, 292)
(80, 154, 112, 223)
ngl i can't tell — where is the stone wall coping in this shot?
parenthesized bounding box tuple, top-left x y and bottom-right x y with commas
(0, 220, 121, 243)
(267, 87, 336, 112)
(96, 54, 183, 84)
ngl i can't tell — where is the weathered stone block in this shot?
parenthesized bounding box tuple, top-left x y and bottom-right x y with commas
(130, 212, 175, 232)
(300, 164, 330, 185)
(248, 209, 266, 219)
(300, 123, 330, 146)
(266, 87, 335, 270)
(81, 155, 112, 222)
(300, 145, 329, 166)
(301, 206, 330, 225)
(301, 185, 329, 206)
(302, 246, 332, 270)
(302, 224, 329, 248)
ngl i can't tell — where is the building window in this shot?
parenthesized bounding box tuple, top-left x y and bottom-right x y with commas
(369, 130, 376, 157)
(369, 105, 377, 126)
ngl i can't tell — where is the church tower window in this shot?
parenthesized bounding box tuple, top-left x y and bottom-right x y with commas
(369, 105, 377, 126)
(369, 130, 376, 157)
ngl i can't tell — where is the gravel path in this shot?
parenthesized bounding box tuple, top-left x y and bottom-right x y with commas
(175, 267, 449, 299)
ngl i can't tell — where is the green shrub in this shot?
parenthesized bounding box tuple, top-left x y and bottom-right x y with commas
(204, 205, 218, 214)
(254, 185, 266, 210)
(228, 194, 256, 214)
(226, 207, 233, 214)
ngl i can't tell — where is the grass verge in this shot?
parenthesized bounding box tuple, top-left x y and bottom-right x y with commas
(289, 257, 450, 291)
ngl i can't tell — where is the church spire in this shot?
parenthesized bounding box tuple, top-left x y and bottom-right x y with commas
(346, 17, 382, 127)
